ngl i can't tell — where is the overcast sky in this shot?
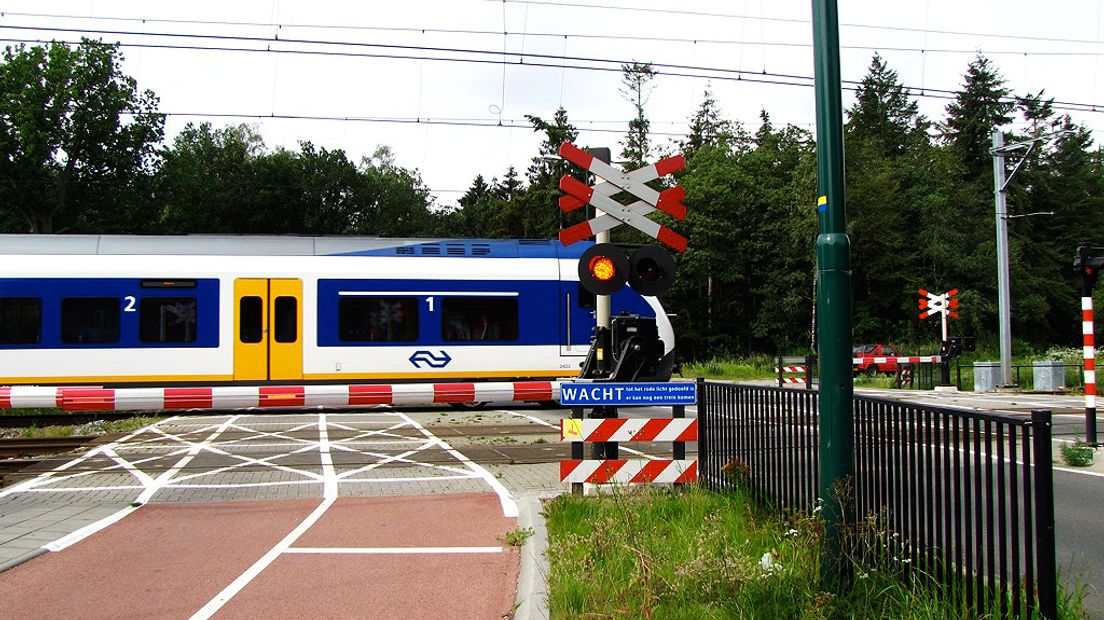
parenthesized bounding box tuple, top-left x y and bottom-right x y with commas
(2, 0, 1102, 208)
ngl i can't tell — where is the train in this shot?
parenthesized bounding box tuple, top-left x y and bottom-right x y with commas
(0, 235, 674, 388)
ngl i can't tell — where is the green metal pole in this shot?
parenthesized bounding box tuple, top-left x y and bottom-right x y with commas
(811, 0, 854, 591)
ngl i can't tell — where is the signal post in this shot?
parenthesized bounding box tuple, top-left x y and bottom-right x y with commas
(557, 142, 688, 494)
(1075, 243, 1103, 445)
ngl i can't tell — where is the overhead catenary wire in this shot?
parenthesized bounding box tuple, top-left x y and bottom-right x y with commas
(485, 0, 1104, 46)
(2, 24, 1104, 114)
(6, 9, 1104, 55)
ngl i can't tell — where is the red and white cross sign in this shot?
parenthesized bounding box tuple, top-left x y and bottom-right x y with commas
(557, 142, 689, 252)
(919, 288, 959, 341)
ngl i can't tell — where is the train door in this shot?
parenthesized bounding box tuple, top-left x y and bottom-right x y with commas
(559, 281, 593, 358)
(233, 279, 303, 381)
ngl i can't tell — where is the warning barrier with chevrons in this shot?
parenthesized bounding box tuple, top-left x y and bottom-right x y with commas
(0, 381, 559, 412)
(560, 459, 697, 484)
(853, 356, 941, 365)
(560, 418, 696, 443)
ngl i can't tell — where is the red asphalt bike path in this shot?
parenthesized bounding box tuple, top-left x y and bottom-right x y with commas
(0, 493, 520, 619)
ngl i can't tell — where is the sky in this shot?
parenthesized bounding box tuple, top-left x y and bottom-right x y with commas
(2, 0, 1103, 209)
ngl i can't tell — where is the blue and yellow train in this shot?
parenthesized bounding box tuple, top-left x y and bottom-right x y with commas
(0, 235, 674, 386)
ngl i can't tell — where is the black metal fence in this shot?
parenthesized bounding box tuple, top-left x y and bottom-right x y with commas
(697, 380, 1057, 618)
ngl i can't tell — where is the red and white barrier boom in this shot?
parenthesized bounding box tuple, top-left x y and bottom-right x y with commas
(0, 381, 559, 411)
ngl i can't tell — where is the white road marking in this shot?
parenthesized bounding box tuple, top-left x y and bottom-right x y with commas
(189, 414, 339, 620)
(396, 410, 519, 518)
(285, 546, 503, 554)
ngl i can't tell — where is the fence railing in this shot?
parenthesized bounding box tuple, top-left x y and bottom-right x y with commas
(697, 380, 1057, 619)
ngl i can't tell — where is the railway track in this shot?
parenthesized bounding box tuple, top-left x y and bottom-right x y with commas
(0, 412, 138, 429)
(0, 437, 98, 459)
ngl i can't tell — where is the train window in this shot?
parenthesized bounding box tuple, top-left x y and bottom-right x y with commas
(0, 297, 41, 344)
(338, 297, 418, 342)
(442, 297, 518, 341)
(61, 297, 120, 344)
(139, 297, 197, 343)
(240, 297, 263, 343)
(273, 296, 297, 343)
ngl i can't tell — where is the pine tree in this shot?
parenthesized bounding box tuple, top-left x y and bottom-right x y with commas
(681, 86, 743, 159)
(619, 62, 656, 169)
(525, 107, 578, 187)
(844, 54, 934, 342)
(941, 54, 1014, 177)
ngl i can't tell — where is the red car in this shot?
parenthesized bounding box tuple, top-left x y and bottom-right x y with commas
(853, 343, 901, 377)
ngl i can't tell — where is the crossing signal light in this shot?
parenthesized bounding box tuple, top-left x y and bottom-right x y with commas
(578, 244, 677, 297)
(1075, 244, 1104, 293)
(579, 243, 629, 295)
(628, 245, 677, 297)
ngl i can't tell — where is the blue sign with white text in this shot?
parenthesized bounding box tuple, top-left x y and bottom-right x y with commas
(559, 382, 697, 406)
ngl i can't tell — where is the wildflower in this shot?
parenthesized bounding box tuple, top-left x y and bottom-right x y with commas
(759, 551, 782, 574)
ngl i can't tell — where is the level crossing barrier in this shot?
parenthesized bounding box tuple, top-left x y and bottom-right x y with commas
(696, 379, 1058, 619)
(558, 381, 697, 492)
(0, 381, 559, 411)
(775, 356, 815, 388)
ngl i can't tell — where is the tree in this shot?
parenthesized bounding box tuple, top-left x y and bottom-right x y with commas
(941, 54, 1014, 177)
(157, 122, 267, 232)
(0, 39, 163, 232)
(844, 55, 935, 342)
(619, 61, 657, 169)
(681, 86, 744, 160)
(525, 107, 578, 188)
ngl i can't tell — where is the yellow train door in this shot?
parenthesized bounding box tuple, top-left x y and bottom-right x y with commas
(234, 279, 302, 381)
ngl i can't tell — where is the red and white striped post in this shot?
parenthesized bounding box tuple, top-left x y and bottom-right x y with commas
(1083, 295, 1097, 445)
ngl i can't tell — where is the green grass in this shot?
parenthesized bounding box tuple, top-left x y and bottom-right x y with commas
(15, 416, 163, 439)
(680, 355, 777, 381)
(544, 485, 1087, 619)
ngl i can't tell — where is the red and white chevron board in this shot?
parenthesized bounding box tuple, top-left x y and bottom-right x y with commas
(559, 418, 697, 443)
(1084, 296, 1096, 409)
(852, 356, 942, 365)
(781, 377, 807, 384)
(557, 142, 688, 252)
(560, 459, 697, 484)
(0, 381, 559, 412)
(774, 366, 808, 373)
(558, 148, 685, 218)
(559, 176, 688, 252)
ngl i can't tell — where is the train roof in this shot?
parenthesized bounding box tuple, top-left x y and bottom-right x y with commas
(0, 235, 590, 259)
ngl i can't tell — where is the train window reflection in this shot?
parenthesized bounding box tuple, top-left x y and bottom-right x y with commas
(140, 297, 197, 343)
(0, 297, 41, 344)
(61, 297, 120, 344)
(274, 296, 297, 343)
(442, 297, 518, 341)
(339, 297, 418, 342)
(240, 297, 263, 343)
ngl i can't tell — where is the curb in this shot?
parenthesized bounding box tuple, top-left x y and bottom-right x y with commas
(514, 492, 558, 620)
(0, 546, 47, 573)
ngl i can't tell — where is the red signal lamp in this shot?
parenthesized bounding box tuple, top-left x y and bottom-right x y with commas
(579, 243, 629, 295)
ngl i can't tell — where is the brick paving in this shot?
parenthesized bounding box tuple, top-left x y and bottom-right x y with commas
(0, 406, 577, 567)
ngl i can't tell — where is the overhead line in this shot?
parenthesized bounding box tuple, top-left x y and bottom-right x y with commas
(486, 0, 1104, 45)
(4, 28, 1103, 114)
(10, 9, 1103, 55)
